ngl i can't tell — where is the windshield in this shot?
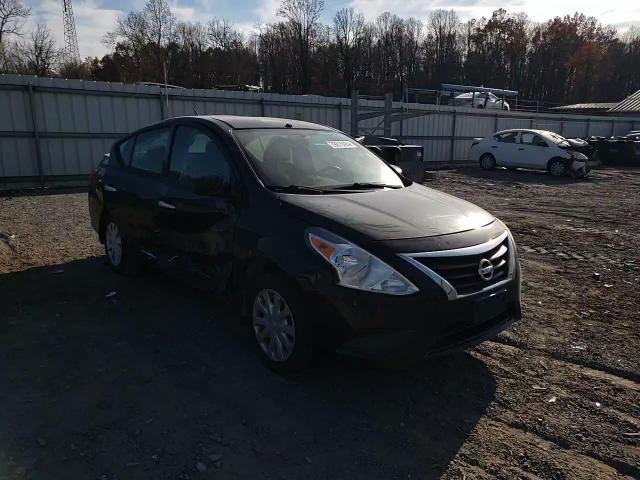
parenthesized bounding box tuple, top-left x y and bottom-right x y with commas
(234, 129, 404, 190)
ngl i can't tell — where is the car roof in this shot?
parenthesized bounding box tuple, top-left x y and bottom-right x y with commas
(456, 92, 497, 98)
(187, 115, 333, 131)
(496, 129, 556, 136)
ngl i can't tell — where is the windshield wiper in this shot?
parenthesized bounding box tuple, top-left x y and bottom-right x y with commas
(325, 182, 403, 190)
(267, 184, 329, 194)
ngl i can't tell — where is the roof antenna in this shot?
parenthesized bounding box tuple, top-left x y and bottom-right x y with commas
(193, 105, 199, 115)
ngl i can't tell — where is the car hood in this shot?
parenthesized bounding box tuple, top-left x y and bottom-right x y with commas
(566, 138, 589, 148)
(278, 183, 495, 241)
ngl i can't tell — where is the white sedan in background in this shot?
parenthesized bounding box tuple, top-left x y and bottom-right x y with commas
(470, 129, 594, 178)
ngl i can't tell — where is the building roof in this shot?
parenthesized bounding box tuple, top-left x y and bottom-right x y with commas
(552, 102, 617, 111)
(609, 89, 640, 113)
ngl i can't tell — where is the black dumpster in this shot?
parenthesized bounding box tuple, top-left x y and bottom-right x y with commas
(588, 137, 640, 166)
(355, 136, 425, 183)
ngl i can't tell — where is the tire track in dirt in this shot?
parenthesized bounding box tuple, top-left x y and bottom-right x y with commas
(450, 419, 632, 480)
(489, 418, 639, 479)
(474, 341, 640, 478)
(483, 341, 640, 392)
(491, 335, 640, 384)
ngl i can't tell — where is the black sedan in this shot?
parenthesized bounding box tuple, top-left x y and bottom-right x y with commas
(88, 116, 522, 371)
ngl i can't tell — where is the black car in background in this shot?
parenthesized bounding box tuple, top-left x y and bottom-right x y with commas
(88, 116, 522, 371)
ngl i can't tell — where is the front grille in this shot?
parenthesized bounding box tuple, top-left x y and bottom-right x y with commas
(413, 237, 510, 296)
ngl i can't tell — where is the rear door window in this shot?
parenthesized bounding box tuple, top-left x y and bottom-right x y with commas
(169, 125, 233, 192)
(130, 128, 172, 174)
(520, 133, 547, 147)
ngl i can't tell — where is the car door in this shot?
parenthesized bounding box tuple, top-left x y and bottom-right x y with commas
(126, 127, 173, 245)
(518, 132, 550, 169)
(99, 136, 136, 238)
(156, 124, 239, 289)
(492, 131, 521, 166)
(102, 127, 171, 246)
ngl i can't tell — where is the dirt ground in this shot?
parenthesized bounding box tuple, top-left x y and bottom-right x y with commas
(0, 167, 638, 480)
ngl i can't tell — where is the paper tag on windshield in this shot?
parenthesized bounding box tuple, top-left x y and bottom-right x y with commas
(326, 140, 356, 149)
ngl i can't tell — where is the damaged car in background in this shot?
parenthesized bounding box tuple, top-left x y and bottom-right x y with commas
(453, 92, 510, 110)
(470, 129, 598, 178)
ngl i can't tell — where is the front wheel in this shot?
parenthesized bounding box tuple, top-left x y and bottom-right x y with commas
(479, 153, 496, 170)
(548, 158, 567, 177)
(250, 273, 312, 372)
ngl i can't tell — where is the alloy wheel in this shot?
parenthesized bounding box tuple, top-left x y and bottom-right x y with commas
(252, 289, 296, 362)
(480, 155, 495, 169)
(550, 161, 566, 177)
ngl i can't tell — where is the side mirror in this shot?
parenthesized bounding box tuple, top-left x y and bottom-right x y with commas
(390, 164, 403, 175)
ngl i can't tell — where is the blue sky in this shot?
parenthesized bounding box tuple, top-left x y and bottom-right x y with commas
(23, 0, 640, 59)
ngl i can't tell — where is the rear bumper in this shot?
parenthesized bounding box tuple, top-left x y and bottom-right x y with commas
(87, 189, 103, 239)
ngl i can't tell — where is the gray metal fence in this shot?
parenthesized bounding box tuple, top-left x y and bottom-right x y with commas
(0, 74, 638, 189)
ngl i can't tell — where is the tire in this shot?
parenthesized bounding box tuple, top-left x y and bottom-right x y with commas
(249, 273, 312, 372)
(479, 153, 496, 170)
(548, 158, 567, 177)
(104, 219, 141, 274)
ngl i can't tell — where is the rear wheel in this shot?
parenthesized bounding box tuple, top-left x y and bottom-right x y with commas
(104, 219, 141, 274)
(250, 273, 312, 372)
(548, 158, 567, 177)
(479, 153, 496, 170)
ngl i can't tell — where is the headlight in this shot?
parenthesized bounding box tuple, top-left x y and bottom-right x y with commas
(307, 228, 418, 296)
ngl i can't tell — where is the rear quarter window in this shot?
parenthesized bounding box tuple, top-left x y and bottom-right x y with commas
(118, 136, 135, 165)
(130, 128, 172, 174)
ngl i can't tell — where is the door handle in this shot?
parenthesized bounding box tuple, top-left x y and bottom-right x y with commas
(491, 146, 498, 149)
(158, 200, 175, 209)
(103, 184, 117, 192)
(518, 147, 525, 150)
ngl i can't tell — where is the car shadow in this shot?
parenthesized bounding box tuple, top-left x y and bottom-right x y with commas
(451, 165, 599, 186)
(0, 258, 496, 480)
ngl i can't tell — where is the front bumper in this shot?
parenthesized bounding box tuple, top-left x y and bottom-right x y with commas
(571, 159, 599, 178)
(293, 222, 521, 362)
(313, 273, 521, 362)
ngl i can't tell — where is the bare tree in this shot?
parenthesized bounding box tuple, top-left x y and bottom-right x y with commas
(176, 21, 207, 51)
(13, 24, 59, 76)
(334, 7, 364, 95)
(277, 0, 324, 92)
(425, 9, 462, 84)
(0, 0, 30, 46)
(207, 18, 243, 50)
(104, 10, 149, 79)
(144, 0, 176, 80)
(258, 22, 296, 92)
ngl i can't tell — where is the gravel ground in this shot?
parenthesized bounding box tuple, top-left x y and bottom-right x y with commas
(0, 167, 638, 480)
